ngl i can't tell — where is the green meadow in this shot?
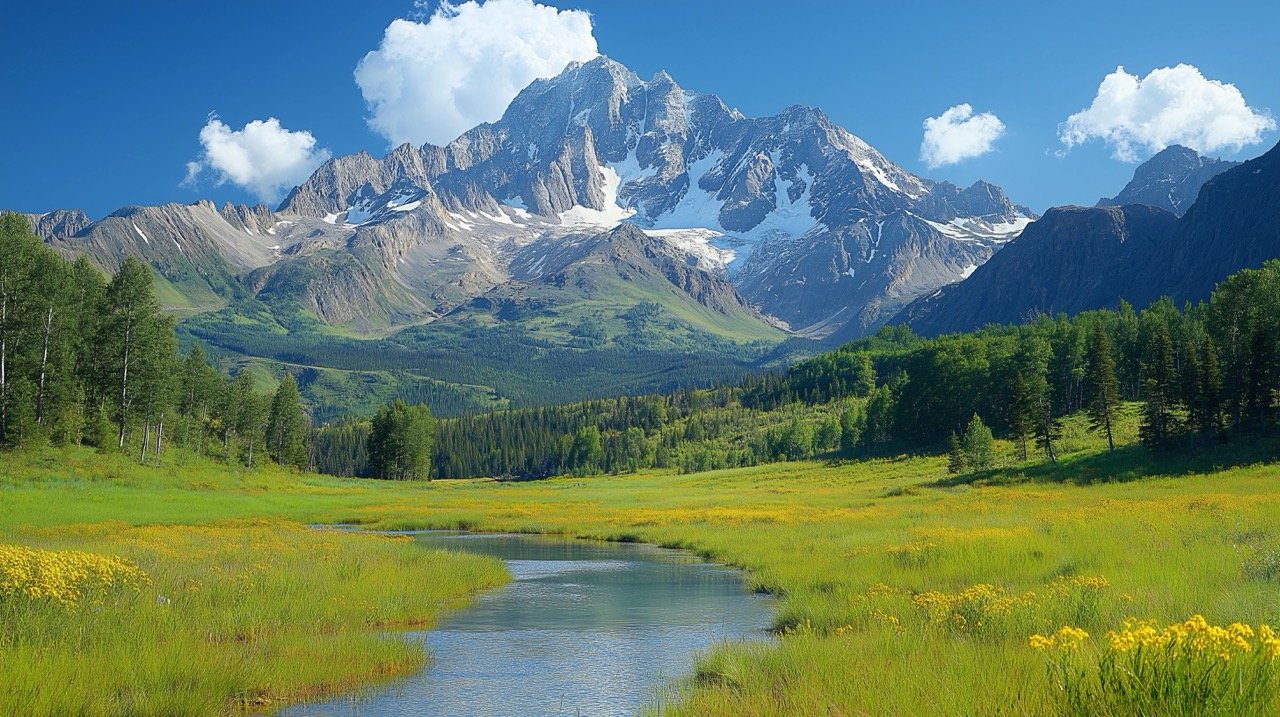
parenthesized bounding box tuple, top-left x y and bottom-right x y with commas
(3, 407, 1280, 715)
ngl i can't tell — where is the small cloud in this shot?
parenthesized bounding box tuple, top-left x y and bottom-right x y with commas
(1059, 64, 1275, 161)
(920, 104, 1006, 169)
(355, 0, 599, 148)
(184, 115, 330, 204)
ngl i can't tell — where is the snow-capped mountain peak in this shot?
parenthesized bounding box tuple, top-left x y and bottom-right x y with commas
(277, 55, 1032, 339)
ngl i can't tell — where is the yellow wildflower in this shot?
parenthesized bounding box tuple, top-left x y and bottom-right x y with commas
(1030, 625, 1090, 652)
(0, 544, 150, 607)
(1106, 615, 1267, 661)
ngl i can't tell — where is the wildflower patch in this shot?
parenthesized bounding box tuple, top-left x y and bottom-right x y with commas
(1031, 615, 1280, 716)
(0, 544, 150, 607)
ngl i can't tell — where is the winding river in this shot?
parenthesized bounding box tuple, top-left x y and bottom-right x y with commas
(278, 533, 774, 717)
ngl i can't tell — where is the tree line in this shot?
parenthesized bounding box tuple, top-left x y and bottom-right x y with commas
(0, 213, 309, 468)
(315, 384, 859, 479)
(768, 260, 1280, 459)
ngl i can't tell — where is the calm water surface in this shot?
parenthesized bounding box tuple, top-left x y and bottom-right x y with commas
(278, 533, 774, 717)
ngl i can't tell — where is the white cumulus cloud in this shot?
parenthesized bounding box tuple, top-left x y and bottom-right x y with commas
(920, 104, 1006, 169)
(354, 0, 599, 148)
(1059, 64, 1275, 161)
(185, 116, 330, 204)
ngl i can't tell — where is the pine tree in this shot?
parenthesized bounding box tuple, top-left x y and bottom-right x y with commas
(134, 321, 177, 465)
(620, 426, 646, 473)
(1245, 325, 1277, 432)
(1017, 333, 1058, 462)
(266, 372, 308, 470)
(1049, 319, 1088, 414)
(0, 213, 42, 445)
(177, 344, 221, 453)
(1113, 300, 1142, 400)
(1196, 336, 1224, 438)
(1140, 324, 1179, 450)
(220, 370, 266, 467)
(853, 354, 877, 397)
(1007, 370, 1034, 462)
(946, 432, 965, 474)
(1085, 322, 1120, 451)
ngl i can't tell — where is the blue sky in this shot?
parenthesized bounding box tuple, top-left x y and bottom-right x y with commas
(3, 0, 1278, 217)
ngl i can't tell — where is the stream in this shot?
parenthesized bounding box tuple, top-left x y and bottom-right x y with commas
(277, 532, 774, 717)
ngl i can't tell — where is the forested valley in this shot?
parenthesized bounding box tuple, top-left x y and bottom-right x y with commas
(313, 259, 1280, 479)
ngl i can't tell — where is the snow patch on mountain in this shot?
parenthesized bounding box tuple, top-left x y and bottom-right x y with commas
(644, 228, 736, 273)
(649, 151, 725, 230)
(558, 165, 636, 226)
(751, 157, 819, 239)
(923, 215, 1031, 245)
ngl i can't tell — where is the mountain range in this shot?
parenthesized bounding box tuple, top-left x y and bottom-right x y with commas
(18, 57, 1280, 416)
(269, 56, 1033, 339)
(17, 56, 1042, 415)
(896, 141, 1279, 335)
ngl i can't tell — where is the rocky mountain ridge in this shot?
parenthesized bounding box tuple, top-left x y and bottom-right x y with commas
(21, 56, 1032, 343)
(274, 56, 1033, 338)
(1097, 144, 1239, 216)
(897, 141, 1280, 336)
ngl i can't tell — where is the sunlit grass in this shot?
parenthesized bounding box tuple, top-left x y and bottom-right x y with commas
(3, 405, 1279, 715)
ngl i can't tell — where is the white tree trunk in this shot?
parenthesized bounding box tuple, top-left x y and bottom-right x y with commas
(117, 319, 131, 449)
(36, 302, 53, 425)
(155, 416, 164, 466)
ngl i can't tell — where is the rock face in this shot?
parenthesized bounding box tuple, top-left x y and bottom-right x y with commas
(24, 209, 92, 239)
(277, 56, 1032, 339)
(1097, 145, 1239, 217)
(218, 202, 277, 235)
(897, 141, 1280, 336)
(897, 205, 1179, 334)
(26, 201, 287, 314)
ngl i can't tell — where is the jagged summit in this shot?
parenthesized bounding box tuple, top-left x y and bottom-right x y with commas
(1097, 145, 1239, 216)
(23, 208, 91, 239)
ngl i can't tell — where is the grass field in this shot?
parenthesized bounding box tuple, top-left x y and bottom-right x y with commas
(3, 409, 1279, 714)
(0, 454, 510, 717)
